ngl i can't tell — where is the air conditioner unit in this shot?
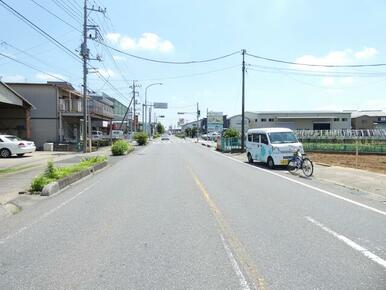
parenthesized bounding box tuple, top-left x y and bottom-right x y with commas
(59, 101, 66, 111)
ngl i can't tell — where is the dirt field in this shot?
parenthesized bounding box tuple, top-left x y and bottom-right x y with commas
(308, 153, 386, 174)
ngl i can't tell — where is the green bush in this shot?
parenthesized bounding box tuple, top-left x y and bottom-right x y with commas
(223, 128, 240, 138)
(111, 140, 129, 155)
(153, 133, 161, 139)
(30, 175, 52, 192)
(133, 131, 148, 146)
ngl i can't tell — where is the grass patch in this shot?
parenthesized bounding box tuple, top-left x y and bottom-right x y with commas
(30, 155, 107, 192)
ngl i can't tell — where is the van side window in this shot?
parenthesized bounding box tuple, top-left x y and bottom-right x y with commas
(260, 134, 268, 145)
(248, 134, 252, 142)
(252, 133, 259, 142)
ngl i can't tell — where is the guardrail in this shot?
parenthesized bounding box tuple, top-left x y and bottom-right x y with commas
(221, 137, 241, 152)
(295, 129, 386, 140)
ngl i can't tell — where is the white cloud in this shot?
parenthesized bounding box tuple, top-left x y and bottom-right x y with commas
(1, 74, 26, 82)
(295, 47, 378, 88)
(95, 68, 115, 78)
(354, 47, 378, 59)
(106, 32, 121, 44)
(112, 55, 126, 61)
(36, 72, 67, 82)
(106, 32, 174, 53)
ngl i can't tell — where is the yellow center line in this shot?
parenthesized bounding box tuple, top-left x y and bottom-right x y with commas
(188, 166, 268, 290)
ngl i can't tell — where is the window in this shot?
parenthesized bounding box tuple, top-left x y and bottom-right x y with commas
(255, 118, 258, 122)
(334, 118, 339, 121)
(268, 132, 298, 144)
(260, 134, 268, 145)
(252, 133, 259, 142)
(0, 138, 3, 142)
(248, 134, 252, 142)
(261, 118, 267, 122)
(378, 117, 386, 121)
(342, 118, 348, 121)
(268, 118, 274, 122)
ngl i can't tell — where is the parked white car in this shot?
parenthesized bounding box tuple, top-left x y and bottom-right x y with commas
(246, 128, 303, 168)
(111, 130, 124, 140)
(0, 135, 36, 158)
(91, 131, 103, 141)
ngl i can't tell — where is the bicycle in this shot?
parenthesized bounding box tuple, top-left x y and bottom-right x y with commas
(287, 149, 314, 177)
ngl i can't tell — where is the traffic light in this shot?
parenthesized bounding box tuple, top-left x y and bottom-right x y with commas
(197, 110, 200, 117)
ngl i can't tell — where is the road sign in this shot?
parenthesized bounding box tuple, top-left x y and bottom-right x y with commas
(207, 111, 223, 133)
(154, 102, 168, 109)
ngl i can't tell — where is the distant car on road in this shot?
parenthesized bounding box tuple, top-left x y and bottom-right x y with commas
(111, 130, 124, 140)
(91, 131, 103, 141)
(0, 135, 36, 158)
(161, 135, 170, 140)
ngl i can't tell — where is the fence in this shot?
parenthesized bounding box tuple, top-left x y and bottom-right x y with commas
(303, 143, 386, 154)
(221, 137, 241, 152)
(295, 129, 386, 141)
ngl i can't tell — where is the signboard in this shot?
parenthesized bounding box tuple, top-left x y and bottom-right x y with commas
(207, 111, 223, 133)
(153, 102, 168, 109)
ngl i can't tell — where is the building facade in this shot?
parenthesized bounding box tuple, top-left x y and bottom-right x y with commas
(0, 82, 34, 139)
(350, 110, 386, 129)
(228, 111, 352, 131)
(8, 82, 113, 149)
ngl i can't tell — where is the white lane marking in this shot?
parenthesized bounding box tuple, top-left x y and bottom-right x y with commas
(305, 216, 386, 269)
(0, 185, 93, 245)
(210, 149, 386, 217)
(219, 233, 251, 290)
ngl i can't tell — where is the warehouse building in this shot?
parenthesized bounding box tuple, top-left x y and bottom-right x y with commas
(228, 111, 352, 131)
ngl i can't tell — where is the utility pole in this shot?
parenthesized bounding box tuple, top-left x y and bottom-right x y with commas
(196, 102, 200, 143)
(81, 0, 88, 153)
(129, 81, 141, 133)
(241, 49, 246, 152)
(81, 0, 105, 153)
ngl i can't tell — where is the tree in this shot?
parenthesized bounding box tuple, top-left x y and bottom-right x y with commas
(185, 127, 192, 137)
(223, 128, 240, 138)
(156, 122, 165, 134)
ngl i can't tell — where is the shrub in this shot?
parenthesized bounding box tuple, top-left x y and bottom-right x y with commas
(153, 133, 161, 139)
(133, 131, 148, 146)
(44, 160, 58, 179)
(30, 175, 52, 192)
(111, 140, 129, 155)
(223, 128, 240, 138)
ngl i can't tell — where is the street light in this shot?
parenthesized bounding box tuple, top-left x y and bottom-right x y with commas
(145, 83, 163, 136)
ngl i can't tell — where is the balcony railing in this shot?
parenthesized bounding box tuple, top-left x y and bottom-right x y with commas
(88, 100, 113, 119)
(59, 99, 82, 113)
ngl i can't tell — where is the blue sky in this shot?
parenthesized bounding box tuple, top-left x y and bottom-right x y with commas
(1, 0, 386, 127)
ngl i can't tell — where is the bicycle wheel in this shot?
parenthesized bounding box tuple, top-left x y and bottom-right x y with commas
(287, 159, 298, 174)
(302, 158, 314, 177)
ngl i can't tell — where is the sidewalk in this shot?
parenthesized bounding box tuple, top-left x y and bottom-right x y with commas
(222, 151, 386, 200)
(0, 146, 112, 205)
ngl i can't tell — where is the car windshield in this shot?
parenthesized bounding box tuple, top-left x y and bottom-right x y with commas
(5, 135, 22, 142)
(268, 132, 298, 144)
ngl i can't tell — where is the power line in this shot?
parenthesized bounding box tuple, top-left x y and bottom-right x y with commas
(50, 0, 82, 24)
(247, 65, 386, 78)
(0, 52, 69, 82)
(29, 0, 81, 32)
(0, 0, 82, 63)
(246, 52, 386, 68)
(97, 40, 240, 65)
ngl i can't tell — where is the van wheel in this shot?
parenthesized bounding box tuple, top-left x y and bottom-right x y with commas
(247, 153, 253, 163)
(0, 148, 11, 158)
(267, 157, 275, 169)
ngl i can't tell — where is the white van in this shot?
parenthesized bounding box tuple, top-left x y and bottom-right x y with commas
(246, 128, 303, 168)
(111, 130, 124, 140)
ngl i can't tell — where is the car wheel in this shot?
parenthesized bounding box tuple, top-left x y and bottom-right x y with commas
(0, 148, 11, 158)
(247, 152, 253, 163)
(17, 153, 25, 157)
(267, 157, 275, 169)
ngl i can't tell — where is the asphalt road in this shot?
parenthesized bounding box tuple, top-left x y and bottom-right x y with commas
(0, 137, 385, 289)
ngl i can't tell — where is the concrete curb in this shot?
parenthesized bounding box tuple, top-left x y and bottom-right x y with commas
(40, 161, 108, 196)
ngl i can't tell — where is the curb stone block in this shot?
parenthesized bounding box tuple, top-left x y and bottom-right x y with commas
(41, 182, 60, 196)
